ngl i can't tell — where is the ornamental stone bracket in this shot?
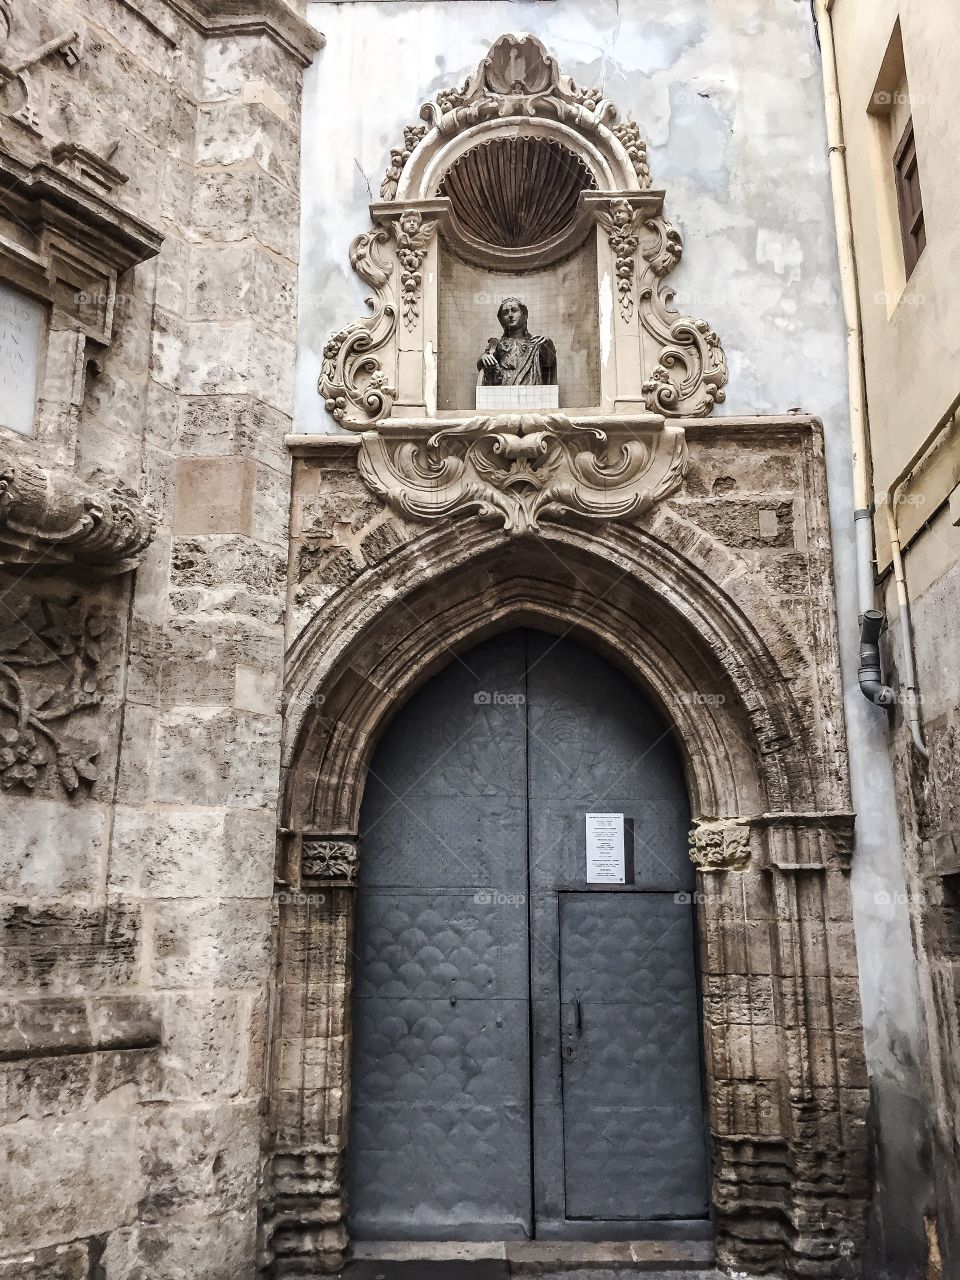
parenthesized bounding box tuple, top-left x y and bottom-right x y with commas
(0, 433, 155, 574)
(356, 411, 688, 536)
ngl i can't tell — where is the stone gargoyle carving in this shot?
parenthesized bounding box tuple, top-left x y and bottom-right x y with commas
(358, 412, 687, 536)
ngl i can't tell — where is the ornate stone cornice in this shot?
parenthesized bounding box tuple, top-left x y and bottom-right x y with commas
(170, 0, 324, 66)
(357, 412, 687, 536)
(0, 435, 156, 574)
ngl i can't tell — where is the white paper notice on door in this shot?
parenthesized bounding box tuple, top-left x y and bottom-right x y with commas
(585, 812, 625, 883)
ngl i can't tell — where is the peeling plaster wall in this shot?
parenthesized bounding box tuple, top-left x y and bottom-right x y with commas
(296, 0, 931, 1271)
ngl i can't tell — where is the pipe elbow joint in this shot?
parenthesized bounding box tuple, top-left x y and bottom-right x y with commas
(858, 609, 895, 707)
(858, 676, 895, 707)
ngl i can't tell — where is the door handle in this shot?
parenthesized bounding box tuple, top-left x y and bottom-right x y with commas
(575, 991, 583, 1034)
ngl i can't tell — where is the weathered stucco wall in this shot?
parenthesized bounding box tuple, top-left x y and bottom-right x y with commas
(294, 0, 930, 1273)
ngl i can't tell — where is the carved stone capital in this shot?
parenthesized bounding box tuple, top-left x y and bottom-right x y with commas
(301, 835, 358, 885)
(0, 435, 155, 574)
(357, 412, 687, 536)
(690, 817, 752, 872)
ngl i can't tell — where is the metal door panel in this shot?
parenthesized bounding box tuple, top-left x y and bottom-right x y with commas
(350, 632, 531, 1241)
(525, 632, 707, 1231)
(558, 892, 709, 1221)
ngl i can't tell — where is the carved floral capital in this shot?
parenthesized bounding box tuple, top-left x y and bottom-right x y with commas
(358, 412, 687, 536)
(301, 836, 359, 884)
(689, 818, 752, 872)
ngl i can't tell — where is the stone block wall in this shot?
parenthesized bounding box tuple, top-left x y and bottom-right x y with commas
(0, 1, 319, 1275)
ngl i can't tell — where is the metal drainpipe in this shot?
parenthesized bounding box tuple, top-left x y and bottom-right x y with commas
(885, 497, 929, 757)
(814, 0, 909, 718)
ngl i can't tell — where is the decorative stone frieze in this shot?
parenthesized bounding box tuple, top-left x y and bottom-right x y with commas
(357, 411, 687, 535)
(690, 817, 752, 871)
(0, 434, 155, 573)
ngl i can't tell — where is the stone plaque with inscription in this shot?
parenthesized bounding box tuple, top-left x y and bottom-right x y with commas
(0, 282, 43, 436)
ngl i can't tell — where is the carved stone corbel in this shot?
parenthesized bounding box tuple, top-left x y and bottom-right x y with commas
(358, 412, 687, 536)
(0, 434, 155, 574)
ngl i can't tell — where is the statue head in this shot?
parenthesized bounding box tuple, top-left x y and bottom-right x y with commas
(497, 297, 529, 336)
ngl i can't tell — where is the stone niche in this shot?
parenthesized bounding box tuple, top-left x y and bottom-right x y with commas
(437, 238, 600, 411)
(320, 32, 727, 431)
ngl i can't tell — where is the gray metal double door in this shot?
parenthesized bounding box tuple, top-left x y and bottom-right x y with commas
(349, 630, 709, 1241)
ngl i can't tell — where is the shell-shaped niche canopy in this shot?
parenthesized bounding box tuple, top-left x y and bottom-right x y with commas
(437, 137, 597, 252)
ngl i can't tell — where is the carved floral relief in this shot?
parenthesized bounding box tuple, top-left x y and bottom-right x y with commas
(0, 595, 108, 792)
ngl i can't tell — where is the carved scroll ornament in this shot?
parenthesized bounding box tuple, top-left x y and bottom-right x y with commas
(638, 216, 727, 417)
(0, 435, 155, 574)
(319, 226, 398, 429)
(358, 412, 687, 536)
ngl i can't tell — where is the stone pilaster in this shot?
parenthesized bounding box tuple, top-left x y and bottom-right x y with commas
(693, 813, 869, 1279)
(260, 833, 357, 1276)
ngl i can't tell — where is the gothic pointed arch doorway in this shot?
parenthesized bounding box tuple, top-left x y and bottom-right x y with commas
(348, 627, 710, 1242)
(261, 451, 870, 1280)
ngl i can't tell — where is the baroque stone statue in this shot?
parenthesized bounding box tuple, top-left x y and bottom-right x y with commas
(478, 297, 557, 387)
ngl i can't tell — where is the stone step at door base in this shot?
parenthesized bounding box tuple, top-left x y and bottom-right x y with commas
(341, 1239, 716, 1276)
